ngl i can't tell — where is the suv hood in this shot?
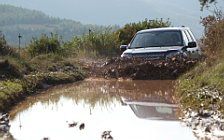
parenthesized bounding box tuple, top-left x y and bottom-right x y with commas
(124, 46, 183, 54)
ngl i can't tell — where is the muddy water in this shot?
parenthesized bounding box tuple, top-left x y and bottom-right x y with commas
(9, 79, 196, 140)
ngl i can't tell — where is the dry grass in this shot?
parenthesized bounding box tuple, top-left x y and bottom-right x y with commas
(177, 10, 224, 110)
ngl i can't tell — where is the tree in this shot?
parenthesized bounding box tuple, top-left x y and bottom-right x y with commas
(199, 0, 216, 8)
(201, 9, 224, 59)
(0, 31, 11, 55)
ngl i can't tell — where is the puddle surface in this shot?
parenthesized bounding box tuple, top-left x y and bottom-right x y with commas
(9, 79, 196, 140)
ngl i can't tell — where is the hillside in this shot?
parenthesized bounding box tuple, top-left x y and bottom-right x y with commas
(2, 0, 221, 38)
(0, 5, 116, 45)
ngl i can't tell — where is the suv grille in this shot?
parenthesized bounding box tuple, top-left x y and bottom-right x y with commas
(132, 52, 166, 60)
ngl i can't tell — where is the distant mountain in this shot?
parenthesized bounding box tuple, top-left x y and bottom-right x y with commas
(1, 0, 220, 38)
(0, 5, 116, 45)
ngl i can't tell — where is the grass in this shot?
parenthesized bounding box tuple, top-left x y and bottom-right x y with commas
(178, 58, 224, 92)
(0, 80, 23, 111)
(177, 57, 224, 110)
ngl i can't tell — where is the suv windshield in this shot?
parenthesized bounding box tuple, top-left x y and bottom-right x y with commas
(130, 30, 183, 48)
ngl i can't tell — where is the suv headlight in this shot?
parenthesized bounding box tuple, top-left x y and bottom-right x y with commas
(166, 51, 181, 59)
(122, 53, 132, 58)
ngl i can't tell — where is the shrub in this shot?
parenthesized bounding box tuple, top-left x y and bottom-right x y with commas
(0, 32, 7, 53)
(65, 27, 120, 57)
(201, 9, 224, 61)
(28, 33, 62, 57)
(0, 31, 15, 56)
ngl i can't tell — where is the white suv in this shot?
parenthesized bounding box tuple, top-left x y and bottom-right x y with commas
(120, 27, 201, 60)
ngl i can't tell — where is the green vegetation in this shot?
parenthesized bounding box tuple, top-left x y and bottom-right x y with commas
(177, 10, 224, 110)
(0, 32, 8, 54)
(65, 19, 170, 57)
(0, 4, 116, 45)
(65, 28, 120, 57)
(0, 32, 17, 56)
(0, 80, 23, 111)
(28, 34, 62, 57)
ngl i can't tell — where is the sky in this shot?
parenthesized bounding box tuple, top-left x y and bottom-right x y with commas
(0, 0, 223, 37)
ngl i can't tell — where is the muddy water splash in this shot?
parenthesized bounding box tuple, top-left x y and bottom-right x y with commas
(9, 79, 196, 140)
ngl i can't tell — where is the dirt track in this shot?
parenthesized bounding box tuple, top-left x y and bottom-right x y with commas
(85, 57, 198, 80)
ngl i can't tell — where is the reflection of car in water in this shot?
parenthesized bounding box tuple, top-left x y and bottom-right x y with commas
(121, 95, 178, 121)
(120, 27, 201, 60)
(114, 80, 178, 121)
(125, 100, 178, 121)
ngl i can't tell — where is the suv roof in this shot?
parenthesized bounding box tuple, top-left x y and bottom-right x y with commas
(137, 27, 190, 34)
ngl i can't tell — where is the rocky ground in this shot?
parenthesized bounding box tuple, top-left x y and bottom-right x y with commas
(182, 109, 224, 140)
(0, 113, 10, 133)
(180, 87, 224, 139)
(0, 113, 13, 140)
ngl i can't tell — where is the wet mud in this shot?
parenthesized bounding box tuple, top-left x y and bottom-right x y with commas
(88, 57, 198, 80)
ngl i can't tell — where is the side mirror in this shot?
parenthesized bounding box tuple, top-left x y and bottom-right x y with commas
(120, 45, 127, 52)
(188, 41, 197, 48)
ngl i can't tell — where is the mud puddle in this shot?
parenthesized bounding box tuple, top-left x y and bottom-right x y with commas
(8, 79, 196, 140)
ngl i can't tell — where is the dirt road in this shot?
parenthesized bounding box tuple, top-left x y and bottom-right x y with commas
(81, 57, 198, 80)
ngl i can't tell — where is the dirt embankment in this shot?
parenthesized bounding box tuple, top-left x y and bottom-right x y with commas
(87, 57, 198, 80)
(0, 60, 23, 80)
